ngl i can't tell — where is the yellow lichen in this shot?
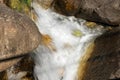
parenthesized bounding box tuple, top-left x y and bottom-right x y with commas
(72, 29, 83, 37)
(84, 21, 97, 28)
(7, 0, 32, 15)
(77, 43, 95, 80)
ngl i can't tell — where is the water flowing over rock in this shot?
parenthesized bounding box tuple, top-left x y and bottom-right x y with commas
(53, 0, 120, 25)
(33, 0, 54, 9)
(0, 3, 41, 71)
(1, 1, 120, 80)
(32, 2, 105, 80)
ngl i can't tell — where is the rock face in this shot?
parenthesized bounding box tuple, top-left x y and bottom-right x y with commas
(53, 0, 120, 25)
(0, 4, 41, 71)
(53, 0, 81, 15)
(33, 0, 54, 9)
(78, 27, 120, 80)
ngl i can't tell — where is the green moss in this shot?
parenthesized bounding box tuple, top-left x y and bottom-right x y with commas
(7, 0, 32, 15)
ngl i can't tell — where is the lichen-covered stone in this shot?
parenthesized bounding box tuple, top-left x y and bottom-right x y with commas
(5, 0, 32, 15)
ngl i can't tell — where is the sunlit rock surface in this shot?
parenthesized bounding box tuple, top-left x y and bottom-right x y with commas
(0, 3, 41, 71)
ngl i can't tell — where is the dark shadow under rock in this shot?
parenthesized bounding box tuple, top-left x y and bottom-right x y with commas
(0, 55, 35, 80)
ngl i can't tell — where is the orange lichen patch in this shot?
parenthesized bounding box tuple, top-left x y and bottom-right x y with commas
(42, 34, 56, 52)
(77, 43, 95, 80)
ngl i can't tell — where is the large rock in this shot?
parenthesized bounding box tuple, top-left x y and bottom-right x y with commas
(78, 27, 120, 80)
(0, 4, 41, 71)
(53, 0, 120, 25)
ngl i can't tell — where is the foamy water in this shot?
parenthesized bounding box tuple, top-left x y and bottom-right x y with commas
(32, 2, 104, 80)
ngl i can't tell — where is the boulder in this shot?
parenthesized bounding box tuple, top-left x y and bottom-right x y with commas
(53, 0, 120, 25)
(78, 27, 120, 80)
(0, 3, 41, 71)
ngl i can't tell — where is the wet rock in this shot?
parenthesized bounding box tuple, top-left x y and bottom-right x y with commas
(53, 0, 120, 25)
(33, 0, 54, 9)
(78, 27, 120, 80)
(76, 0, 120, 26)
(53, 0, 81, 15)
(0, 4, 41, 71)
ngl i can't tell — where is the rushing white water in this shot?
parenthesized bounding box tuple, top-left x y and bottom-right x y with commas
(32, 2, 104, 80)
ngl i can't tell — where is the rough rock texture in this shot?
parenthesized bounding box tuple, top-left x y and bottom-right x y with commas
(0, 4, 41, 71)
(0, 55, 35, 80)
(33, 0, 54, 9)
(78, 27, 120, 80)
(53, 0, 81, 15)
(53, 0, 120, 25)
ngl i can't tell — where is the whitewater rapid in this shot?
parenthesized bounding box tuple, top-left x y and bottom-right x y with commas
(32, 2, 104, 80)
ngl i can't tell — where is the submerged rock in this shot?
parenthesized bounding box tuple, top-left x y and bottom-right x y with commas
(78, 26, 120, 80)
(0, 3, 41, 71)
